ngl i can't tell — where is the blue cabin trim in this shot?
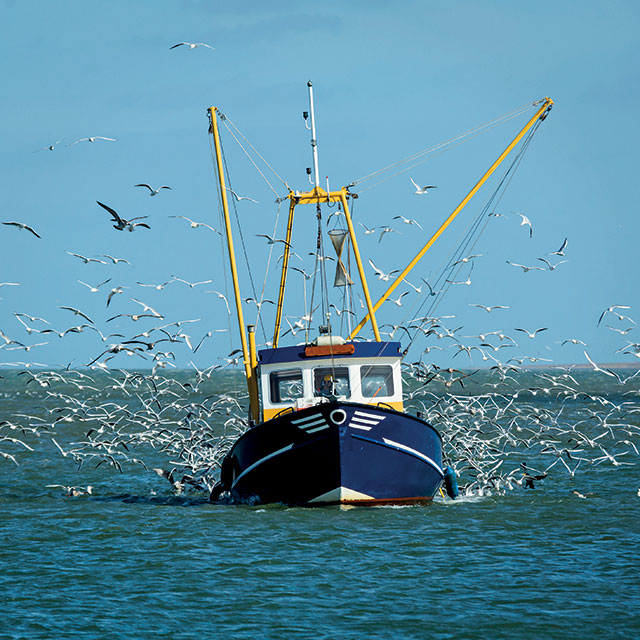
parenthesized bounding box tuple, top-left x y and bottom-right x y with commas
(258, 341, 402, 365)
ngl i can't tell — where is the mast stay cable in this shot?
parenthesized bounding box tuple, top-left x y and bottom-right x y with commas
(402, 119, 544, 358)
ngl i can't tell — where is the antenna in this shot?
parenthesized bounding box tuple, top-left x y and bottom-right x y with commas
(307, 81, 320, 188)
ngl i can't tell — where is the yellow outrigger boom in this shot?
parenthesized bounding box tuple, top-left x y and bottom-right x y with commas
(348, 97, 554, 340)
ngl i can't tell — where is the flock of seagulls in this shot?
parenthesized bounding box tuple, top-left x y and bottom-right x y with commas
(3, 72, 638, 503)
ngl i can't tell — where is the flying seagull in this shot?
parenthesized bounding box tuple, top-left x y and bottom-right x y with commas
(69, 137, 117, 145)
(256, 234, 290, 246)
(393, 215, 423, 230)
(597, 305, 632, 327)
(368, 259, 400, 282)
(2, 221, 41, 238)
(135, 183, 172, 196)
(96, 201, 150, 232)
(550, 237, 568, 256)
(34, 140, 63, 152)
(169, 215, 220, 233)
(169, 42, 215, 50)
(410, 178, 437, 195)
(514, 327, 548, 339)
(469, 304, 510, 313)
(226, 187, 258, 203)
(513, 211, 533, 238)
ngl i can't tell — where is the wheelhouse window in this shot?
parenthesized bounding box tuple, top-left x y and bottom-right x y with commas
(360, 365, 394, 398)
(313, 367, 350, 398)
(270, 369, 304, 404)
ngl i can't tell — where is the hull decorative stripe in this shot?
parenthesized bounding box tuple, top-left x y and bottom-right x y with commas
(354, 410, 386, 420)
(291, 413, 323, 425)
(305, 424, 329, 434)
(351, 434, 444, 476)
(350, 417, 380, 425)
(296, 418, 327, 429)
(349, 424, 372, 431)
(231, 443, 294, 488)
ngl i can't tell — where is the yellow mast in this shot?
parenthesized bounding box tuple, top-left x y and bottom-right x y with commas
(208, 107, 259, 422)
(271, 186, 382, 348)
(349, 97, 554, 340)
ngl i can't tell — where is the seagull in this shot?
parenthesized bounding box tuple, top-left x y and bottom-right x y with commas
(550, 238, 568, 256)
(59, 306, 94, 324)
(205, 290, 230, 313)
(329, 304, 355, 318)
(46, 484, 93, 497)
(410, 178, 437, 195)
(597, 305, 632, 327)
(226, 187, 258, 203)
(106, 287, 126, 308)
(169, 42, 215, 50)
(583, 350, 622, 382)
(171, 276, 213, 289)
(100, 254, 132, 265)
(244, 297, 276, 310)
(571, 490, 595, 499)
(169, 216, 220, 233)
(469, 304, 510, 313)
(506, 260, 544, 273)
(0, 282, 20, 288)
(96, 201, 150, 232)
(78, 278, 111, 293)
(135, 183, 172, 196)
(368, 259, 400, 282)
(514, 327, 548, 339)
(256, 234, 290, 246)
(34, 140, 63, 152)
(137, 279, 174, 291)
(420, 278, 439, 296)
(69, 136, 117, 145)
(131, 298, 163, 318)
(537, 257, 568, 271)
(389, 291, 410, 306)
(513, 211, 533, 238)
(378, 226, 399, 243)
(66, 251, 107, 264)
(393, 215, 422, 230)
(452, 254, 483, 267)
(2, 221, 41, 238)
(445, 269, 473, 286)
(358, 222, 379, 235)
(561, 338, 587, 346)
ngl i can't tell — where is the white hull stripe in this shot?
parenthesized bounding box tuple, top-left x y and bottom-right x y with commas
(354, 410, 386, 420)
(231, 443, 294, 488)
(382, 438, 444, 475)
(295, 418, 326, 429)
(305, 424, 329, 433)
(350, 417, 380, 425)
(351, 434, 444, 476)
(349, 424, 372, 431)
(291, 413, 323, 425)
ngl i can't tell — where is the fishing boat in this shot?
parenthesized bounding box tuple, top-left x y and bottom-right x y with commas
(207, 84, 553, 505)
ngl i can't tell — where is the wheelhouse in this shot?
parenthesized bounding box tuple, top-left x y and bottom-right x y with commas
(258, 338, 404, 420)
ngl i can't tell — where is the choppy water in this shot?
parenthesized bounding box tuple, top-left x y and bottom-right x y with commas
(1, 369, 639, 639)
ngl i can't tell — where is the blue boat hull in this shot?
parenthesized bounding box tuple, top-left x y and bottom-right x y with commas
(217, 401, 444, 505)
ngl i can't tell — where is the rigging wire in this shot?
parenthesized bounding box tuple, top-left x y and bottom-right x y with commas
(350, 101, 540, 193)
(401, 119, 544, 358)
(221, 114, 291, 195)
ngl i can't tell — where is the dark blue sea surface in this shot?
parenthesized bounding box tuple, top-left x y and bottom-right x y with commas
(1, 369, 639, 639)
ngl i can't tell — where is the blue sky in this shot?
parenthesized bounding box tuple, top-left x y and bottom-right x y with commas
(1, 0, 638, 370)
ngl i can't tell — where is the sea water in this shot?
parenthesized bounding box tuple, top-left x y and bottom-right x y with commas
(0, 371, 638, 639)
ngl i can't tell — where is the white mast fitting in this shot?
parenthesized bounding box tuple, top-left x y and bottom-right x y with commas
(307, 81, 320, 188)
